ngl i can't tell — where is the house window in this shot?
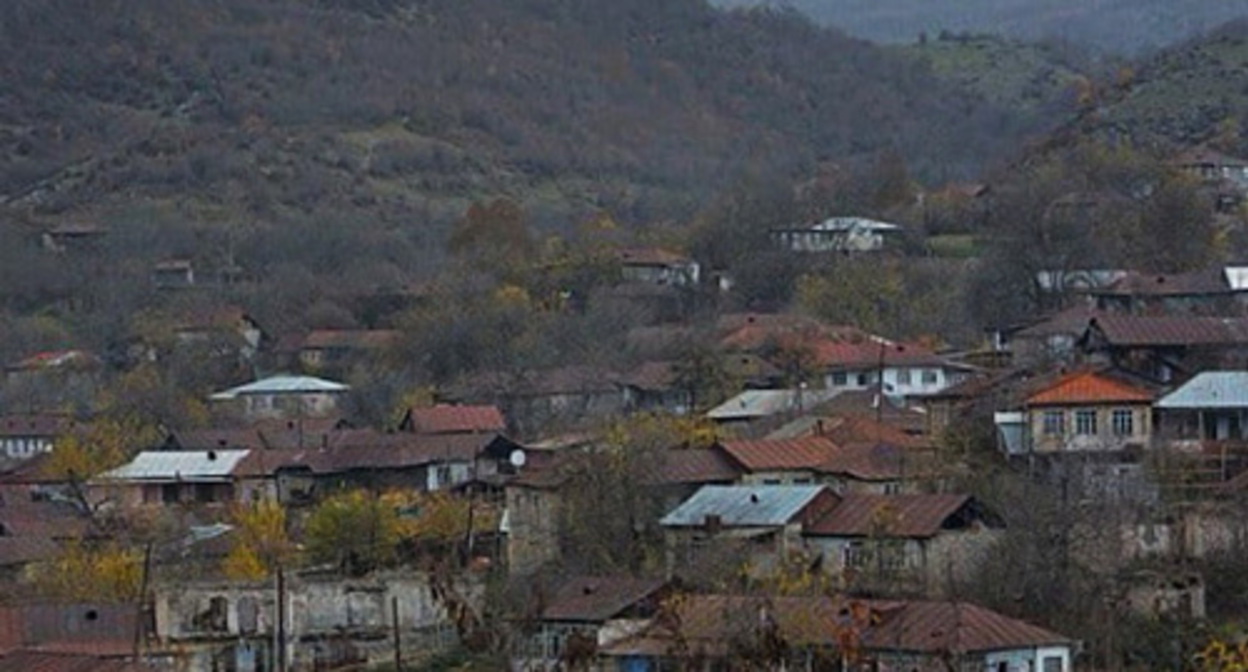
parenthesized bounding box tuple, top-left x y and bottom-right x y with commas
(831, 371, 848, 386)
(161, 483, 181, 504)
(1042, 411, 1065, 436)
(856, 373, 871, 386)
(896, 368, 911, 385)
(921, 369, 938, 385)
(1042, 656, 1064, 672)
(1112, 409, 1134, 437)
(844, 541, 869, 569)
(882, 481, 902, 495)
(1075, 410, 1098, 436)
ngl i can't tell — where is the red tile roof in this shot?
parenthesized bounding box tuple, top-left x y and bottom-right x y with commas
(541, 576, 668, 622)
(1026, 370, 1155, 406)
(804, 493, 975, 538)
(405, 405, 506, 435)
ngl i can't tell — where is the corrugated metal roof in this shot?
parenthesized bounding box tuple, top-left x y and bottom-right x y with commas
(541, 576, 667, 622)
(804, 494, 975, 538)
(1157, 371, 1248, 409)
(642, 449, 742, 486)
(97, 450, 250, 481)
(1090, 315, 1248, 347)
(210, 375, 348, 399)
(813, 217, 901, 232)
(706, 389, 840, 420)
(600, 595, 1071, 659)
(406, 404, 505, 434)
(717, 437, 837, 471)
(660, 484, 828, 528)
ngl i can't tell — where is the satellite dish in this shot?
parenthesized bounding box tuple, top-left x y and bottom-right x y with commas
(508, 449, 527, 469)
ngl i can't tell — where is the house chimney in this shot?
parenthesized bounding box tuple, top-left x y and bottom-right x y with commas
(749, 493, 760, 504)
(207, 450, 217, 461)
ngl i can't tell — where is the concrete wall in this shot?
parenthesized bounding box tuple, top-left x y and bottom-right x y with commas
(153, 572, 465, 672)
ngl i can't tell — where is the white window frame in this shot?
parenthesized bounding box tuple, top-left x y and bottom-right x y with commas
(1075, 409, 1098, 436)
(1112, 409, 1134, 437)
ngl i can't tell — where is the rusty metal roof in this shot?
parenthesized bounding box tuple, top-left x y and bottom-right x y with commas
(541, 576, 668, 623)
(643, 449, 742, 486)
(716, 436, 838, 472)
(862, 600, 1071, 654)
(1089, 315, 1248, 347)
(601, 594, 1071, 658)
(404, 404, 505, 435)
(804, 494, 977, 538)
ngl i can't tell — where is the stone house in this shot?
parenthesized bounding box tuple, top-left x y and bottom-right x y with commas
(210, 375, 349, 422)
(1022, 369, 1155, 454)
(802, 493, 1003, 598)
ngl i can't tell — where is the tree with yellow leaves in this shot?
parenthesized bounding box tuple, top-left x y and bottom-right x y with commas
(42, 415, 160, 484)
(305, 489, 401, 575)
(33, 541, 142, 603)
(222, 500, 296, 581)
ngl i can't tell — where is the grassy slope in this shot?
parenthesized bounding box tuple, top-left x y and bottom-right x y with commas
(0, 0, 1040, 239)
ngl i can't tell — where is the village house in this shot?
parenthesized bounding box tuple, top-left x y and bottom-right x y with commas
(1077, 314, 1248, 383)
(0, 484, 94, 582)
(802, 493, 1003, 597)
(713, 435, 933, 495)
(599, 594, 1075, 672)
(171, 306, 267, 365)
(706, 389, 841, 437)
(1088, 267, 1248, 317)
(152, 258, 195, 289)
(1020, 369, 1155, 454)
(210, 375, 349, 421)
(39, 222, 107, 254)
(295, 329, 398, 372)
(814, 339, 978, 399)
(615, 247, 701, 287)
(771, 216, 902, 254)
(398, 403, 507, 436)
(0, 603, 146, 671)
(659, 484, 839, 579)
(448, 366, 626, 436)
(519, 575, 670, 668)
(1172, 146, 1248, 189)
(3, 350, 101, 410)
(0, 414, 76, 460)
(1155, 371, 1248, 445)
(618, 362, 694, 416)
(91, 450, 262, 508)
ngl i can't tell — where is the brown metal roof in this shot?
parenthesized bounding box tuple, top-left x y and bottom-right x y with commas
(717, 437, 838, 472)
(541, 576, 667, 623)
(1089, 315, 1248, 347)
(804, 493, 975, 538)
(1095, 268, 1229, 297)
(642, 449, 742, 486)
(0, 651, 154, 672)
(603, 595, 1070, 658)
(302, 329, 399, 350)
(0, 415, 77, 439)
(405, 405, 506, 435)
(861, 600, 1071, 654)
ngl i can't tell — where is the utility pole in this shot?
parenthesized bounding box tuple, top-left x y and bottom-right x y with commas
(131, 542, 153, 663)
(392, 596, 403, 672)
(274, 566, 287, 672)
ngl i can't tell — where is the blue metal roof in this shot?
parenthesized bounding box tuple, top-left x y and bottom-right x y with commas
(1156, 371, 1248, 409)
(660, 484, 828, 528)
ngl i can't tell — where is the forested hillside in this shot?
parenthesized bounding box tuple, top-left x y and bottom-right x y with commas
(0, 0, 1035, 237)
(722, 0, 1248, 54)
